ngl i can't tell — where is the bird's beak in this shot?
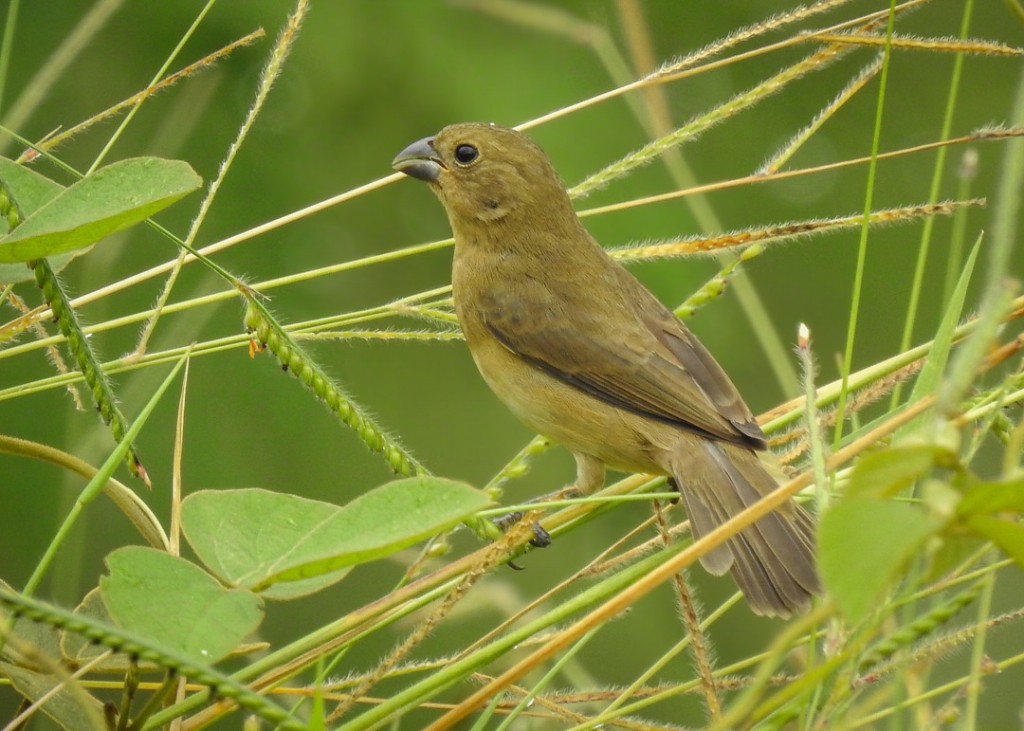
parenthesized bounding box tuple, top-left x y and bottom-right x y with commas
(392, 136, 445, 182)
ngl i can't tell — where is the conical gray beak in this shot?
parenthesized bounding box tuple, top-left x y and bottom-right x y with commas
(392, 136, 444, 182)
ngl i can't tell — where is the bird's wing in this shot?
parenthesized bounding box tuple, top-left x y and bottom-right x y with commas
(479, 279, 765, 448)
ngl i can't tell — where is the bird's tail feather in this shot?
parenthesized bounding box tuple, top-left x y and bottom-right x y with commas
(671, 441, 820, 617)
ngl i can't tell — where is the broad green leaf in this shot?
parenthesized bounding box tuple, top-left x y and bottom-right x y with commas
(182, 478, 492, 595)
(59, 588, 151, 673)
(99, 547, 263, 665)
(820, 499, 942, 623)
(1, 580, 102, 728)
(957, 478, 1024, 517)
(60, 587, 264, 669)
(182, 489, 357, 600)
(0, 157, 201, 263)
(257, 477, 492, 588)
(846, 445, 954, 499)
(966, 515, 1024, 566)
(0, 580, 60, 664)
(0, 157, 66, 282)
(60, 588, 114, 665)
(0, 662, 106, 731)
(0, 156, 64, 218)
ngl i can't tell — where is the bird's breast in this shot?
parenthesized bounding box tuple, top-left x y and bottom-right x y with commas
(451, 250, 671, 475)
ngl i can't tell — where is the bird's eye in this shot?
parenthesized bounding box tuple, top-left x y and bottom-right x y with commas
(454, 144, 479, 165)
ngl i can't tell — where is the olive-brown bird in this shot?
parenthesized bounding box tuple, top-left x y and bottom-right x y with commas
(393, 123, 820, 616)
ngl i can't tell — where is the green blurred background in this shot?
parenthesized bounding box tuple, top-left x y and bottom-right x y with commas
(1, 0, 1022, 727)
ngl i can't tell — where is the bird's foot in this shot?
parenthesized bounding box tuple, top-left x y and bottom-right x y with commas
(493, 484, 588, 568)
(529, 522, 552, 548)
(492, 511, 552, 549)
(537, 485, 582, 504)
(665, 476, 682, 504)
(496, 514, 550, 569)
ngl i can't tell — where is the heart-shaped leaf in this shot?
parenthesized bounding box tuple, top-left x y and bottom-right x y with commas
(819, 499, 942, 623)
(99, 547, 263, 665)
(182, 478, 492, 597)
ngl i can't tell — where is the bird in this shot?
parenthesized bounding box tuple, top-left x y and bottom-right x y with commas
(392, 122, 820, 617)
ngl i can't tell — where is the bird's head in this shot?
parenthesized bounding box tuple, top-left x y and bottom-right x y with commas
(392, 123, 575, 228)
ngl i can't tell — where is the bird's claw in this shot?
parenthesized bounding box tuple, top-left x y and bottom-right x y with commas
(529, 523, 552, 548)
(492, 511, 552, 571)
(506, 522, 550, 569)
(666, 477, 681, 505)
(492, 510, 551, 547)
(492, 510, 524, 533)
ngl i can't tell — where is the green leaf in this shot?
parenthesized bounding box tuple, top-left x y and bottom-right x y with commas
(0, 662, 106, 731)
(899, 238, 980, 435)
(99, 547, 263, 665)
(0, 157, 64, 218)
(0, 157, 66, 283)
(0, 156, 201, 263)
(1, 580, 103, 729)
(182, 478, 492, 595)
(965, 515, 1024, 566)
(182, 489, 357, 600)
(0, 579, 61, 664)
(847, 444, 953, 499)
(259, 477, 492, 589)
(62, 588, 263, 671)
(59, 588, 151, 673)
(820, 499, 942, 623)
(957, 478, 1024, 517)
(926, 532, 986, 583)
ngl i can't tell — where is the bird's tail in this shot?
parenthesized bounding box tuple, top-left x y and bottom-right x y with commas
(670, 440, 820, 617)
